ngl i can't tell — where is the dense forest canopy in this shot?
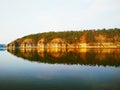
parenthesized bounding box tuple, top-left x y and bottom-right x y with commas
(9, 28, 120, 45)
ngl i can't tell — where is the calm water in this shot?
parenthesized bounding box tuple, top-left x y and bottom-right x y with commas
(0, 49, 120, 90)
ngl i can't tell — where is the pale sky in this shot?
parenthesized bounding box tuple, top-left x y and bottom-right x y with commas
(0, 0, 120, 44)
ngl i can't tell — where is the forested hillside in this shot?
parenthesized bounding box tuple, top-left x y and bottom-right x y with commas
(7, 28, 120, 49)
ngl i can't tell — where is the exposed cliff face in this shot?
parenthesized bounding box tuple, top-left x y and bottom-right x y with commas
(20, 38, 36, 49)
(7, 29, 120, 50)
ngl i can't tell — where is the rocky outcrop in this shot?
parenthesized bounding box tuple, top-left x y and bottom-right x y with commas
(7, 29, 120, 50)
(20, 38, 36, 49)
(45, 38, 67, 48)
(37, 38, 45, 48)
(7, 38, 120, 51)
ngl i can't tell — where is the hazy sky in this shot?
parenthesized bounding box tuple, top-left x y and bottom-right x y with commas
(0, 0, 120, 44)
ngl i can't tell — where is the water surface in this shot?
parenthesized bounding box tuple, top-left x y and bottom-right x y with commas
(0, 49, 120, 90)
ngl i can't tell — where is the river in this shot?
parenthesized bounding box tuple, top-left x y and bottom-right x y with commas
(0, 49, 120, 90)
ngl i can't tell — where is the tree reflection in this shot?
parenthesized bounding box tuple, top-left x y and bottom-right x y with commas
(7, 48, 120, 67)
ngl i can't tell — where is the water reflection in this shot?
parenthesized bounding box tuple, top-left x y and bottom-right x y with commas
(7, 48, 120, 67)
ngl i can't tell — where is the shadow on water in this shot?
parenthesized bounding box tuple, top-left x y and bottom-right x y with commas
(7, 48, 120, 67)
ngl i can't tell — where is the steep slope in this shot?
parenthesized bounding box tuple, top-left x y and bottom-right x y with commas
(7, 28, 120, 49)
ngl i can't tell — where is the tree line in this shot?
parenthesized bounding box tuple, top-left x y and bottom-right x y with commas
(13, 28, 120, 44)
